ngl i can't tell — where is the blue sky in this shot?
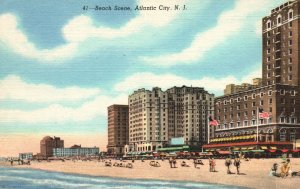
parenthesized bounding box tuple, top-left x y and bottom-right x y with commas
(0, 0, 287, 154)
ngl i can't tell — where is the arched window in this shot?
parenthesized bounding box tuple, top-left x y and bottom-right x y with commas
(288, 9, 293, 20)
(266, 20, 271, 29)
(277, 14, 282, 25)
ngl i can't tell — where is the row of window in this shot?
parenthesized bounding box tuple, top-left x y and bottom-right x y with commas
(266, 9, 293, 29)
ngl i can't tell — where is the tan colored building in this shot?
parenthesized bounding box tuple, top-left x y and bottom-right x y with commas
(224, 79, 262, 95)
(126, 86, 214, 153)
(107, 105, 129, 155)
(40, 136, 64, 158)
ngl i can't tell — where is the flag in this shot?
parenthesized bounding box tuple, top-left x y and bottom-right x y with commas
(209, 116, 218, 126)
(259, 108, 270, 119)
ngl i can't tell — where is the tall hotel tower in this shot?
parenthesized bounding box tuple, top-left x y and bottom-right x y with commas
(126, 86, 214, 153)
(205, 0, 300, 151)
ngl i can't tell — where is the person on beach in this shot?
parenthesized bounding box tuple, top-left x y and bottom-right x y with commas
(169, 157, 173, 168)
(225, 157, 232, 174)
(173, 158, 177, 168)
(280, 159, 291, 178)
(10, 159, 13, 166)
(234, 157, 241, 174)
(209, 158, 212, 172)
(211, 158, 216, 172)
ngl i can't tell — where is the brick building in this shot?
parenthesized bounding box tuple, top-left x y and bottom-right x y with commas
(40, 136, 64, 158)
(107, 104, 129, 155)
(204, 0, 300, 153)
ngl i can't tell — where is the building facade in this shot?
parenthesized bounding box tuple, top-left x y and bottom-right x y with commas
(126, 86, 214, 153)
(19, 153, 33, 160)
(205, 0, 300, 152)
(53, 145, 99, 157)
(40, 136, 64, 158)
(107, 104, 129, 155)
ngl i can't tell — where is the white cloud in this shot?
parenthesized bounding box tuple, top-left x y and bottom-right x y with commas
(0, 14, 78, 62)
(141, 0, 279, 67)
(0, 94, 127, 123)
(0, 75, 101, 103)
(0, 0, 189, 62)
(114, 68, 261, 95)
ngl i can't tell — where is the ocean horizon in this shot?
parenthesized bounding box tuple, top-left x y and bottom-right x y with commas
(0, 166, 247, 189)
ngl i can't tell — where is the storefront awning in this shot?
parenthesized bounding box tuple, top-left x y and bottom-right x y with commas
(269, 149, 276, 153)
(270, 146, 277, 150)
(281, 149, 289, 153)
(292, 149, 300, 153)
(261, 146, 268, 150)
(251, 150, 265, 153)
(217, 150, 231, 155)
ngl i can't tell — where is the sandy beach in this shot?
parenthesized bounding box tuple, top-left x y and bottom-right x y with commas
(1, 158, 299, 189)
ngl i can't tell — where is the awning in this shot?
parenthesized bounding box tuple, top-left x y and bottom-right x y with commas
(251, 150, 265, 153)
(281, 149, 289, 153)
(292, 149, 300, 153)
(233, 147, 240, 151)
(217, 150, 232, 155)
(248, 147, 254, 150)
(270, 146, 277, 150)
(261, 146, 268, 150)
(269, 149, 276, 153)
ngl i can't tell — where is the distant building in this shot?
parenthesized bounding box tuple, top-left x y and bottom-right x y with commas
(224, 78, 262, 95)
(125, 86, 214, 153)
(19, 153, 33, 160)
(53, 145, 99, 157)
(107, 104, 129, 156)
(40, 136, 64, 158)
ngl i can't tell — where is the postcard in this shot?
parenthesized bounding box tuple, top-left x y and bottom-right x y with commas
(0, 0, 299, 188)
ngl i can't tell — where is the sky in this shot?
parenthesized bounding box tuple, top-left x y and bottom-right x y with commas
(0, 0, 287, 156)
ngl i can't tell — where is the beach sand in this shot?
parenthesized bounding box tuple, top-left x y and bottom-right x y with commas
(3, 158, 300, 189)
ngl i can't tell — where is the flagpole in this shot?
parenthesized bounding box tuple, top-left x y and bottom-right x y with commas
(256, 107, 259, 143)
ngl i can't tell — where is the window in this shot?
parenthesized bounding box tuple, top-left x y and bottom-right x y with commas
(267, 31, 270, 37)
(244, 96, 248, 101)
(289, 40, 292, 46)
(288, 75, 292, 81)
(237, 122, 241, 127)
(244, 120, 248, 126)
(267, 40, 270, 45)
(252, 102, 256, 107)
(289, 66, 292, 72)
(280, 129, 286, 141)
(252, 110, 256, 115)
(291, 90, 295, 96)
(237, 97, 241, 102)
(260, 100, 264, 106)
(267, 64, 271, 70)
(251, 120, 256, 126)
(269, 98, 273, 104)
(244, 111, 248, 116)
(277, 15, 282, 25)
(289, 22, 292, 27)
(244, 104, 248, 108)
(280, 117, 285, 123)
(267, 72, 271, 78)
(230, 122, 234, 128)
(289, 49, 292, 55)
(267, 48, 270, 54)
(280, 89, 285, 95)
(267, 57, 270, 62)
(237, 105, 240, 110)
(289, 31, 292, 37)
(288, 9, 293, 20)
(260, 119, 264, 124)
(266, 20, 271, 29)
(252, 93, 256, 99)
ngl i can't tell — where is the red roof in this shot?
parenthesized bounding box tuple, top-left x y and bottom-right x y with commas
(203, 141, 292, 148)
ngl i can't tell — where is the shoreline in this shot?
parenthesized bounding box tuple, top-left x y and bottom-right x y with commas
(1, 158, 300, 189)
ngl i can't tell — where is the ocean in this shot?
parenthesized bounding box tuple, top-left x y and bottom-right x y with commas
(0, 166, 246, 189)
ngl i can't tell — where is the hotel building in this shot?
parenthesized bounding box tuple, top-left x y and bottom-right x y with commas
(53, 145, 99, 157)
(40, 136, 64, 158)
(204, 0, 300, 152)
(125, 86, 214, 153)
(107, 104, 129, 155)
